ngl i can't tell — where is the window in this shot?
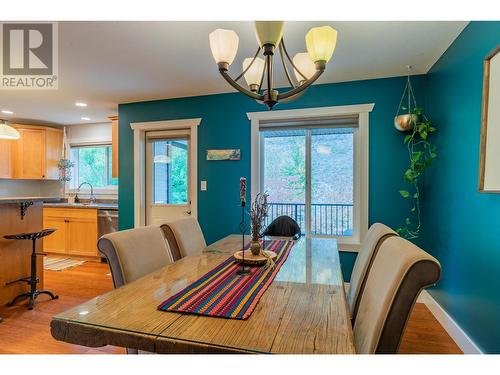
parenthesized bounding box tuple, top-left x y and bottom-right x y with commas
(71, 145, 118, 189)
(249, 104, 372, 247)
(262, 127, 354, 238)
(151, 138, 189, 204)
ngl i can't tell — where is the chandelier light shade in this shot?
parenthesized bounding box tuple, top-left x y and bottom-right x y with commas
(243, 57, 266, 88)
(209, 29, 239, 67)
(254, 21, 284, 48)
(305, 26, 338, 64)
(0, 119, 20, 140)
(293, 52, 316, 82)
(209, 21, 338, 109)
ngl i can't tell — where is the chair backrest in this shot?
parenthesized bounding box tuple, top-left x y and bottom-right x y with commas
(160, 217, 206, 258)
(353, 236, 441, 354)
(262, 215, 301, 240)
(97, 226, 174, 288)
(348, 223, 397, 321)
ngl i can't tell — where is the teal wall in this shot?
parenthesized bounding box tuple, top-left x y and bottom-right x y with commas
(424, 22, 500, 353)
(119, 75, 427, 281)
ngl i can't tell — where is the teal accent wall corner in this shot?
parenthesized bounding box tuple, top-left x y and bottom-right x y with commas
(118, 76, 427, 281)
(423, 21, 500, 353)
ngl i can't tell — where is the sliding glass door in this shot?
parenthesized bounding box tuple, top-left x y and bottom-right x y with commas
(261, 126, 355, 239)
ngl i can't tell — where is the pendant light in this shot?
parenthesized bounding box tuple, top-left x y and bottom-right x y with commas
(0, 119, 20, 140)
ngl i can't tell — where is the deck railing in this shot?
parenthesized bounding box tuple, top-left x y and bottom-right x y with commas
(265, 202, 353, 236)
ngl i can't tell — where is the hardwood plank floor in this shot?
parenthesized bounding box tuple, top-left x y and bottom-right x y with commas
(0, 262, 461, 354)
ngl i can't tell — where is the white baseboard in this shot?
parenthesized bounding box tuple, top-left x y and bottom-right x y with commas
(417, 290, 483, 354)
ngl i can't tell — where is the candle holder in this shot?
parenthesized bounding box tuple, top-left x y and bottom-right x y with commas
(236, 200, 250, 275)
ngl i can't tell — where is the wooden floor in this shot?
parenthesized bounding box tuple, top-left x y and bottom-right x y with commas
(0, 262, 461, 354)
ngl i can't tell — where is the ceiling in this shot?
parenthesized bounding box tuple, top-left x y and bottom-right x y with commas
(0, 21, 468, 126)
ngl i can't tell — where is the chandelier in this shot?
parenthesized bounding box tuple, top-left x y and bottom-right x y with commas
(209, 21, 337, 109)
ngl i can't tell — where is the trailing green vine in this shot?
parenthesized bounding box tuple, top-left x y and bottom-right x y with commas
(397, 107, 437, 239)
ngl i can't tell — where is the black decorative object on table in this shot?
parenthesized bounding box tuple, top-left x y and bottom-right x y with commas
(4, 228, 59, 310)
(236, 177, 250, 275)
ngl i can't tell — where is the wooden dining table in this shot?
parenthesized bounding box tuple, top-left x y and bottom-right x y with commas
(50, 235, 355, 354)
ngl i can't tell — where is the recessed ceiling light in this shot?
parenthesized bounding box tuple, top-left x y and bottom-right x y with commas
(81, 117, 91, 121)
(1, 110, 14, 114)
(75, 102, 87, 107)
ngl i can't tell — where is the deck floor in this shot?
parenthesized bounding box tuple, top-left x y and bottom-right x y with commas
(0, 262, 461, 354)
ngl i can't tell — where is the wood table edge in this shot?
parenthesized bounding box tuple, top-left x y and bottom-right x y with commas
(50, 318, 157, 352)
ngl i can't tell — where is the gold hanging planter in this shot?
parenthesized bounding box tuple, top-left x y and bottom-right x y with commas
(394, 66, 419, 132)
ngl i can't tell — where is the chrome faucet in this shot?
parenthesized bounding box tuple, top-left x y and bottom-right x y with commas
(75, 182, 96, 204)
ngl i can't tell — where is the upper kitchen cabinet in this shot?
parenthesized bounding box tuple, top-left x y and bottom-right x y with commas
(11, 125, 63, 180)
(109, 115, 118, 178)
(0, 139, 14, 178)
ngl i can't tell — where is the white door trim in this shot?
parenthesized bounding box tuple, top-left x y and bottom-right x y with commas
(248, 104, 374, 248)
(130, 118, 201, 227)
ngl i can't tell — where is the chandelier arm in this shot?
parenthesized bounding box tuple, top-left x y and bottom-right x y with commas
(234, 47, 262, 83)
(278, 42, 297, 89)
(281, 38, 308, 82)
(257, 58, 267, 93)
(219, 69, 264, 100)
(277, 69, 324, 100)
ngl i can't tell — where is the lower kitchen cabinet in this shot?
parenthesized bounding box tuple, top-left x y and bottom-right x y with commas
(43, 207, 99, 258)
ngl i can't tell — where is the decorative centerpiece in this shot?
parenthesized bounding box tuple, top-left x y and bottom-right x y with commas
(234, 192, 277, 269)
(250, 193, 268, 255)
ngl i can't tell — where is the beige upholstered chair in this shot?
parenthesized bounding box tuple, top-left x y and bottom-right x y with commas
(347, 223, 397, 322)
(97, 225, 174, 288)
(161, 217, 206, 258)
(353, 236, 441, 354)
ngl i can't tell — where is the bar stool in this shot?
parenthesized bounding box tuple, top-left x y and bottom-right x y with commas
(4, 228, 59, 310)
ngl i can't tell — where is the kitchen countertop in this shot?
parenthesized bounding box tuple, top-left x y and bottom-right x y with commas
(43, 202, 118, 210)
(0, 197, 61, 204)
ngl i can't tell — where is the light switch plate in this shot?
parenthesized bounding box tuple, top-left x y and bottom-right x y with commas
(201, 180, 207, 191)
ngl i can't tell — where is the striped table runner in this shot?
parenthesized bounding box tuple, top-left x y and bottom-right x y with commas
(158, 239, 294, 320)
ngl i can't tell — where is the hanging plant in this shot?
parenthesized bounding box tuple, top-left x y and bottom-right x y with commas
(58, 158, 75, 182)
(58, 127, 74, 182)
(395, 68, 437, 239)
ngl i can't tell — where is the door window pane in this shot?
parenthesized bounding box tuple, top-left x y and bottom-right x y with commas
(311, 128, 354, 236)
(152, 139, 188, 204)
(262, 129, 306, 231)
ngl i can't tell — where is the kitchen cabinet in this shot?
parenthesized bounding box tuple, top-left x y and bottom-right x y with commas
(45, 127, 64, 179)
(43, 207, 99, 258)
(0, 139, 14, 178)
(10, 125, 63, 180)
(109, 115, 119, 178)
(43, 216, 67, 254)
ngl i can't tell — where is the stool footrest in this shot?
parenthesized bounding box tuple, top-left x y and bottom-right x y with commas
(5, 276, 31, 286)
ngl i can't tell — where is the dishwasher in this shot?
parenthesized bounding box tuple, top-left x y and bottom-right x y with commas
(97, 209, 119, 261)
(98, 209, 119, 238)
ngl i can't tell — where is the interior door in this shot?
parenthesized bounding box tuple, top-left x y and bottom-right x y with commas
(146, 130, 192, 226)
